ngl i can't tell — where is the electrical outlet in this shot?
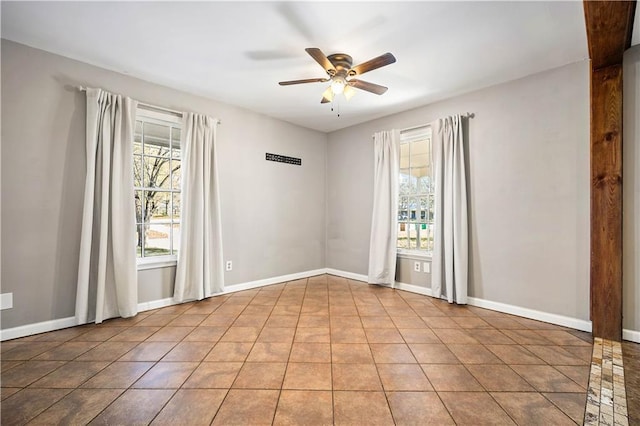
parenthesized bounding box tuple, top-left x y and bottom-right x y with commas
(225, 261, 233, 271)
(413, 261, 421, 272)
(0, 293, 13, 310)
(423, 262, 430, 273)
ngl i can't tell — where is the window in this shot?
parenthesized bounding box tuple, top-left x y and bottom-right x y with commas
(133, 108, 182, 261)
(398, 126, 434, 254)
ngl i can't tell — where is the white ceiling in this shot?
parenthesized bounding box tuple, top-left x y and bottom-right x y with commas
(2, 1, 636, 133)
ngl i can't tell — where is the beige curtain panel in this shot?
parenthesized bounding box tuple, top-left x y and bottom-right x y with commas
(76, 88, 139, 324)
(173, 112, 224, 302)
(431, 114, 468, 304)
(368, 130, 399, 286)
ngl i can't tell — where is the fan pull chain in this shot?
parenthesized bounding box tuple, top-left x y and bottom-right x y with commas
(330, 98, 341, 118)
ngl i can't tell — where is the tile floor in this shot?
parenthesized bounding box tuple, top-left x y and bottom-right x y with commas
(1, 274, 596, 425)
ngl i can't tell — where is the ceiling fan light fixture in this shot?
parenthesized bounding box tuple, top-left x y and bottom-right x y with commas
(343, 85, 356, 101)
(322, 86, 334, 103)
(330, 77, 346, 95)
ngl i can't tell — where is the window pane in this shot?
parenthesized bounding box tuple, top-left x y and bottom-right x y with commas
(420, 197, 428, 221)
(399, 196, 408, 210)
(420, 224, 433, 251)
(171, 127, 181, 158)
(400, 143, 410, 169)
(135, 188, 147, 258)
(399, 170, 410, 196)
(147, 191, 172, 220)
(428, 194, 435, 222)
(134, 190, 145, 223)
(133, 155, 143, 187)
(171, 222, 181, 256)
(158, 160, 173, 190)
(398, 196, 408, 221)
(408, 223, 419, 249)
(144, 158, 171, 189)
(171, 160, 181, 190)
(134, 121, 143, 154)
(418, 175, 432, 194)
(135, 223, 146, 257)
(407, 174, 417, 193)
(412, 166, 429, 181)
(144, 122, 171, 154)
(411, 139, 429, 165)
(144, 224, 171, 257)
(146, 190, 172, 257)
(408, 198, 418, 220)
(172, 193, 181, 220)
(397, 223, 409, 249)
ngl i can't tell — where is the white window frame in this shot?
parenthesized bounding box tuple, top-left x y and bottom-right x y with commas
(134, 107, 182, 269)
(397, 125, 434, 260)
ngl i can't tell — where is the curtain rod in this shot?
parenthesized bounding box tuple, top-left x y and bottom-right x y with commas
(77, 86, 221, 124)
(399, 112, 474, 134)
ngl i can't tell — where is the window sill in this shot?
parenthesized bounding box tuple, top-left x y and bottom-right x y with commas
(397, 250, 432, 261)
(137, 256, 177, 271)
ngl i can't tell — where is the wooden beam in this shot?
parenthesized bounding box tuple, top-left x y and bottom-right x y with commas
(584, 1, 636, 69)
(590, 64, 623, 341)
(583, 0, 635, 341)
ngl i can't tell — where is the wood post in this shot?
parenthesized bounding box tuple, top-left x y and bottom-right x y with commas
(590, 64, 623, 341)
(583, 0, 636, 341)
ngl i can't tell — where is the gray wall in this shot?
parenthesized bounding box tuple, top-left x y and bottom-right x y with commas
(623, 45, 640, 333)
(3, 38, 637, 335)
(1, 40, 326, 329)
(327, 60, 591, 321)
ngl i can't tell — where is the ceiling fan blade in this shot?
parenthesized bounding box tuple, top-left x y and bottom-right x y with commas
(350, 52, 396, 76)
(305, 48, 335, 73)
(349, 79, 388, 95)
(279, 78, 329, 86)
(321, 87, 334, 103)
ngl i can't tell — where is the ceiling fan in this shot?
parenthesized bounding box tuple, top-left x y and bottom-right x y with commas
(279, 48, 396, 103)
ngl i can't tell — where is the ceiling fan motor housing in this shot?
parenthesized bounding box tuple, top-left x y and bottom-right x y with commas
(327, 53, 353, 78)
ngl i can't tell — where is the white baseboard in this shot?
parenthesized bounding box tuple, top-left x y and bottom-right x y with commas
(137, 297, 177, 312)
(223, 269, 327, 294)
(466, 296, 592, 333)
(394, 281, 434, 297)
(623, 329, 640, 343)
(325, 268, 368, 283)
(1, 316, 77, 341)
(326, 268, 596, 334)
(137, 268, 328, 309)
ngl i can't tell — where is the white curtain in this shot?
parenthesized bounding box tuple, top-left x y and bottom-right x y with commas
(368, 130, 399, 285)
(431, 114, 468, 304)
(173, 113, 224, 302)
(76, 88, 139, 324)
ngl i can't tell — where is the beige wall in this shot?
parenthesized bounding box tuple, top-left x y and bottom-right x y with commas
(327, 60, 592, 322)
(1, 40, 327, 329)
(623, 45, 640, 334)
